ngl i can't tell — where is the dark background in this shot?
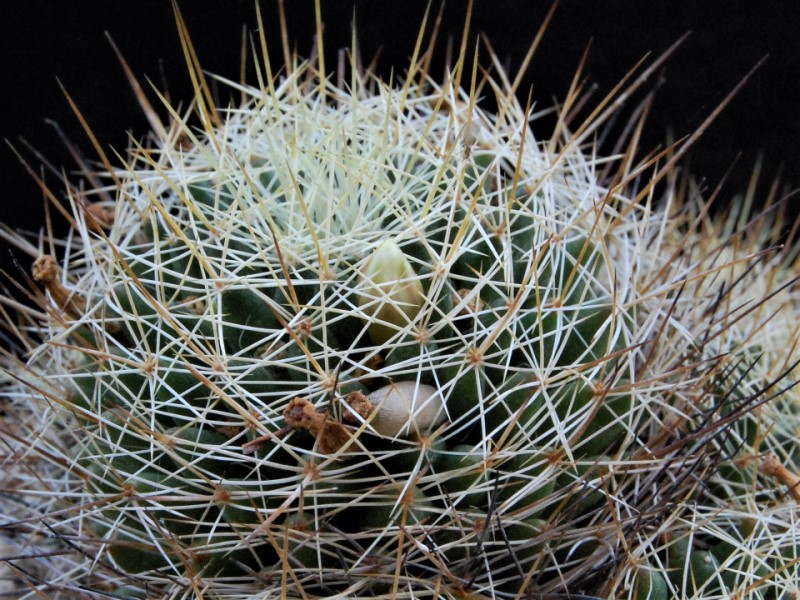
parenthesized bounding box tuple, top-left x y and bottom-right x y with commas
(2, 0, 799, 281)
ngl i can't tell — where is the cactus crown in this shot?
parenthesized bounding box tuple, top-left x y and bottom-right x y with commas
(1, 6, 799, 600)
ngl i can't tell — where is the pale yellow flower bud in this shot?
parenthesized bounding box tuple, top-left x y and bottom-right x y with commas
(358, 240, 424, 345)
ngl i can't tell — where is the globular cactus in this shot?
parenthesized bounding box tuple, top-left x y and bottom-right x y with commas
(2, 7, 799, 600)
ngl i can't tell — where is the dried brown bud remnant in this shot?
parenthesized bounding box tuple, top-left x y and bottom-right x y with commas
(454, 288, 483, 316)
(341, 391, 375, 424)
(285, 397, 356, 455)
(32, 255, 86, 320)
(760, 453, 800, 503)
(284, 397, 321, 429)
(84, 202, 115, 229)
(31, 255, 58, 285)
(243, 397, 356, 457)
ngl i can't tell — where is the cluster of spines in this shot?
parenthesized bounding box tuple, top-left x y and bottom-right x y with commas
(61, 145, 620, 589)
(1, 9, 799, 600)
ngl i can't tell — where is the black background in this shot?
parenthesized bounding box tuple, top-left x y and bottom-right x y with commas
(2, 0, 799, 280)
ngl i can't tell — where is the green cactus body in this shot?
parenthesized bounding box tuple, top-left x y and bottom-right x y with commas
(107, 531, 172, 574)
(492, 516, 549, 592)
(435, 444, 493, 508)
(634, 566, 669, 600)
(219, 286, 281, 354)
(665, 536, 727, 596)
(109, 586, 148, 599)
(2, 7, 800, 600)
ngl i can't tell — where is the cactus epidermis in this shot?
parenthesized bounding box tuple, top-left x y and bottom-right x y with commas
(2, 7, 800, 600)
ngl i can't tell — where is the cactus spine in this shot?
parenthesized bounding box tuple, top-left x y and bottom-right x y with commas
(1, 6, 799, 600)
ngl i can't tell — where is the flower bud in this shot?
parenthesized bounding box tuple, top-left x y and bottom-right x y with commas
(358, 240, 424, 345)
(366, 381, 445, 438)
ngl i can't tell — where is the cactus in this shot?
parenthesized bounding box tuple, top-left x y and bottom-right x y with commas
(2, 6, 800, 600)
